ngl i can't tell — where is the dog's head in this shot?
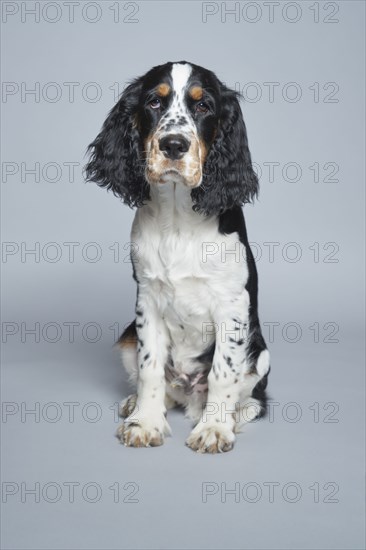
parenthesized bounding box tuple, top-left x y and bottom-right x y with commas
(85, 61, 258, 215)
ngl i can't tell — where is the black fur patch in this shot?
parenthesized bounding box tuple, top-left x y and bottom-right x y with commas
(218, 206, 270, 402)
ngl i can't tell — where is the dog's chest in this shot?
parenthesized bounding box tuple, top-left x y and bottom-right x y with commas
(134, 216, 223, 315)
(131, 189, 247, 362)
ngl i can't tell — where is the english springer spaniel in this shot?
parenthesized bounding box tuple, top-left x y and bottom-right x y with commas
(85, 61, 270, 453)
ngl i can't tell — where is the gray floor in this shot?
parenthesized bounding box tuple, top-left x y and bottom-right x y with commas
(2, 334, 364, 550)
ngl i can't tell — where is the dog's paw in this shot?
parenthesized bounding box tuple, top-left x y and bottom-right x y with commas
(186, 422, 235, 454)
(116, 415, 171, 448)
(119, 394, 138, 418)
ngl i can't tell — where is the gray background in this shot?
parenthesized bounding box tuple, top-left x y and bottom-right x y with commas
(1, 1, 365, 549)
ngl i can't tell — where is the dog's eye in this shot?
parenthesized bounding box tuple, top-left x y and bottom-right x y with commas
(149, 98, 161, 110)
(196, 101, 209, 114)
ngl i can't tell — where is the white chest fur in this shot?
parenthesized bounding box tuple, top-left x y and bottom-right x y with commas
(131, 183, 249, 371)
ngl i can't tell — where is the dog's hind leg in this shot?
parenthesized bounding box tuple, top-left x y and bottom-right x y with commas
(236, 350, 271, 430)
(116, 321, 138, 418)
(116, 320, 139, 383)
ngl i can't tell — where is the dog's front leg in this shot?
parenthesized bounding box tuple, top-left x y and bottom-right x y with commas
(186, 297, 250, 453)
(119, 291, 171, 447)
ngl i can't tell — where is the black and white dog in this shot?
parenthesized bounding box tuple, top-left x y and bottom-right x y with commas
(85, 61, 270, 453)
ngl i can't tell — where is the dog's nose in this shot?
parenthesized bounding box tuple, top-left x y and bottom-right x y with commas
(159, 134, 190, 160)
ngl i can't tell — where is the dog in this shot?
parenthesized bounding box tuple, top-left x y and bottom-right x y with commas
(85, 61, 270, 453)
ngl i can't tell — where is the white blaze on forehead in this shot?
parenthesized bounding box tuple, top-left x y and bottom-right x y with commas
(171, 63, 192, 97)
(156, 62, 198, 160)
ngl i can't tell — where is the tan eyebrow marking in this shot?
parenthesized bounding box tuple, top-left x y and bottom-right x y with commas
(156, 83, 171, 97)
(189, 86, 203, 100)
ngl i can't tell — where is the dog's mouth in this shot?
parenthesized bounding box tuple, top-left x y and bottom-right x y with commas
(144, 133, 204, 188)
(160, 168, 185, 182)
(146, 164, 202, 188)
(145, 155, 203, 188)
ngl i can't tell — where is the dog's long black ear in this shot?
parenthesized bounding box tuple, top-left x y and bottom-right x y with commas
(191, 86, 258, 215)
(84, 78, 149, 207)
